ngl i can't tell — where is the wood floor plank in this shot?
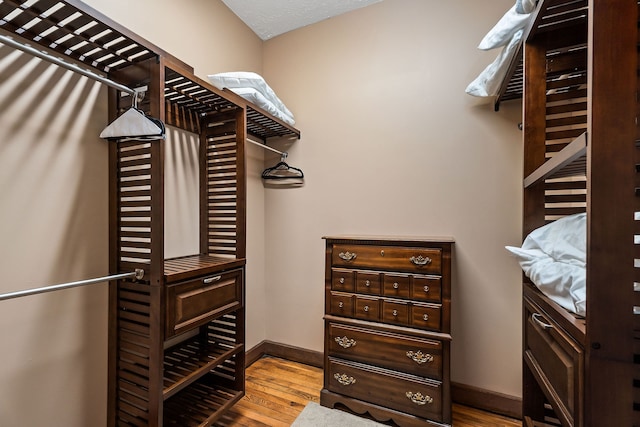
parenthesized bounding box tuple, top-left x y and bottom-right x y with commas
(217, 356, 521, 426)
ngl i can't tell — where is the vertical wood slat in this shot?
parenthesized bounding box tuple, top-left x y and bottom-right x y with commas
(586, 0, 638, 425)
(200, 111, 241, 259)
(107, 57, 164, 427)
(147, 57, 165, 427)
(523, 40, 548, 238)
(235, 109, 247, 260)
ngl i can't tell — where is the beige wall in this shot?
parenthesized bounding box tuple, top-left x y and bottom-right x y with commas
(0, 1, 265, 426)
(0, 1, 523, 425)
(261, 0, 524, 397)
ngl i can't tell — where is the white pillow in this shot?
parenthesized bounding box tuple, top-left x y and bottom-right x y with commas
(230, 87, 295, 126)
(466, 29, 523, 97)
(207, 72, 294, 119)
(505, 213, 586, 316)
(478, 5, 532, 50)
(516, 0, 537, 14)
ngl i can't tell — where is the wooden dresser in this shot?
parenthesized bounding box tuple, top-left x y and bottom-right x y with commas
(321, 236, 454, 426)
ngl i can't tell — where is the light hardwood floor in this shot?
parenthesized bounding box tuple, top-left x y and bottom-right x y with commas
(216, 356, 521, 426)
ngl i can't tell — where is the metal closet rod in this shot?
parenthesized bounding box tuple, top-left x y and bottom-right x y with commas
(0, 34, 136, 96)
(0, 269, 145, 302)
(246, 139, 287, 158)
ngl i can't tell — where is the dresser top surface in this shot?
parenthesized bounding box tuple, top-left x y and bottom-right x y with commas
(323, 235, 455, 244)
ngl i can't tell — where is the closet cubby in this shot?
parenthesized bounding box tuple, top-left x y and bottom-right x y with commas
(0, 1, 300, 426)
(500, 0, 640, 425)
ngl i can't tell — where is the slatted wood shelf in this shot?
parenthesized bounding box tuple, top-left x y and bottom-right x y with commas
(495, 0, 589, 110)
(164, 254, 245, 284)
(524, 131, 587, 188)
(163, 375, 244, 427)
(0, 0, 174, 72)
(246, 104, 300, 141)
(0, 1, 300, 141)
(163, 337, 243, 400)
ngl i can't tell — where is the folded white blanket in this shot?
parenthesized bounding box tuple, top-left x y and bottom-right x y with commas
(466, 29, 523, 97)
(230, 87, 295, 126)
(208, 71, 295, 121)
(478, 4, 532, 50)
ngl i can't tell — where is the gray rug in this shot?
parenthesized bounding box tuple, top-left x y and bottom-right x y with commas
(292, 402, 386, 426)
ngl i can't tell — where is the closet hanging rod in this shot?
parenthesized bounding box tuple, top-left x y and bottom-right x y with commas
(0, 34, 136, 96)
(247, 139, 287, 158)
(0, 269, 145, 302)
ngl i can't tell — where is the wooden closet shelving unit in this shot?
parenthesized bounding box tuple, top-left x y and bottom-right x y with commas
(0, 1, 300, 426)
(505, 0, 639, 425)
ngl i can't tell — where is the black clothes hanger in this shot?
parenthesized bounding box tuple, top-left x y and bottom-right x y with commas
(261, 154, 304, 187)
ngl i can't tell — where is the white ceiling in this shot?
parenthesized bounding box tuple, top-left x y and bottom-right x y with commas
(221, 0, 383, 40)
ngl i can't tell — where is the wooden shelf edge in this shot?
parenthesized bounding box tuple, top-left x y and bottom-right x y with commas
(164, 379, 244, 426)
(163, 340, 244, 400)
(524, 132, 587, 188)
(523, 282, 585, 344)
(523, 352, 573, 427)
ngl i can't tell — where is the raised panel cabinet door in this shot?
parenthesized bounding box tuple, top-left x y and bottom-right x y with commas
(165, 268, 243, 337)
(524, 297, 583, 425)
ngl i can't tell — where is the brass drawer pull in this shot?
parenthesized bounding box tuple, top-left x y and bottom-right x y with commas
(410, 255, 431, 266)
(406, 391, 433, 405)
(334, 373, 356, 386)
(531, 313, 553, 330)
(334, 336, 356, 349)
(406, 350, 434, 365)
(339, 251, 357, 261)
(203, 275, 221, 284)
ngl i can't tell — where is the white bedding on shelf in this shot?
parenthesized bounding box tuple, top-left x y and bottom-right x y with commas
(478, 4, 533, 50)
(229, 87, 295, 125)
(465, 0, 535, 98)
(207, 71, 295, 125)
(506, 213, 586, 316)
(465, 29, 523, 98)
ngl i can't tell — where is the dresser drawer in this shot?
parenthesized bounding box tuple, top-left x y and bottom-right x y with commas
(332, 268, 355, 292)
(329, 292, 354, 317)
(327, 323, 443, 379)
(354, 296, 380, 321)
(524, 298, 583, 422)
(383, 273, 411, 299)
(411, 275, 442, 303)
(410, 303, 442, 331)
(355, 271, 381, 295)
(327, 357, 443, 422)
(166, 268, 242, 337)
(332, 244, 442, 274)
(382, 299, 409, 325)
